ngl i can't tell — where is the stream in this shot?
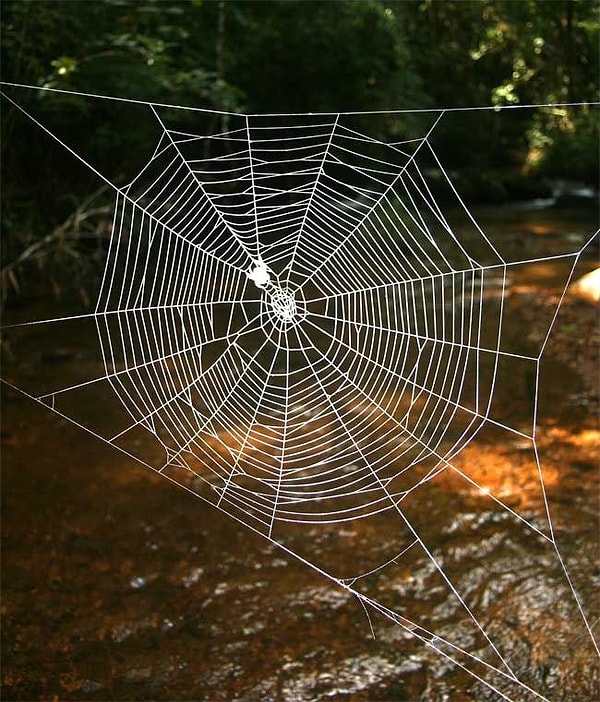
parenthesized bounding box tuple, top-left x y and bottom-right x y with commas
(2, 203, 599, 701)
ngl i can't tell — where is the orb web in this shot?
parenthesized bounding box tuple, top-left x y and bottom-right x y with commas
(2, 84, 598, 701)
(93, 108, 509, 531)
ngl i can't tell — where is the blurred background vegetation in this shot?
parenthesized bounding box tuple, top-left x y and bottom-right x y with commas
(1, 0, 598, 302)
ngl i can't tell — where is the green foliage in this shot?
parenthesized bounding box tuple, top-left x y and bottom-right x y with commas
(0, 0, 598, 299)
(1, 0, 245, 279)
(529, 106, 600, 182)
(2, 0, 242, 107)
(399, 0, 598, 171)
(225, 0, 424, 114)
(2, 0, 597, 173)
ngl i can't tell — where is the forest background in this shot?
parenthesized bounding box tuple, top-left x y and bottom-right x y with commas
(1, 0, 598, 299)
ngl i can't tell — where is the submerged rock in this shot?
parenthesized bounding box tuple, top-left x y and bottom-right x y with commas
(570, 268, 600, 303)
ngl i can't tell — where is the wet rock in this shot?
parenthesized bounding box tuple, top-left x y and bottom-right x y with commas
(66, 533, 103, 555)
(78, 679, 104, 693)
(40, 348, 79, 363)
(569, 268, 600, 303)
(122, 666, 152, 684)
(554, 192, 599, 210)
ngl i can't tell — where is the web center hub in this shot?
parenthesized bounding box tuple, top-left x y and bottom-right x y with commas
(269, 287, 297, 321)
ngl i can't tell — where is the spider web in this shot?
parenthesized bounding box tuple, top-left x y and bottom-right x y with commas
(2, 85, 599, 700)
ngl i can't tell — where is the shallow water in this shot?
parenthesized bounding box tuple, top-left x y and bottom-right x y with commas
(2, 204, 599, 701)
